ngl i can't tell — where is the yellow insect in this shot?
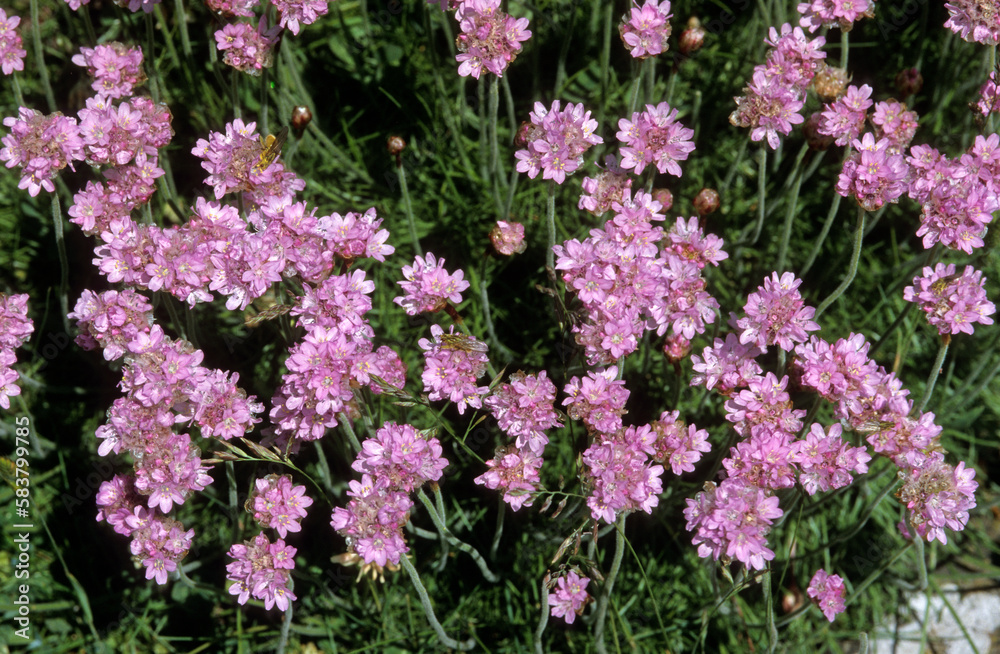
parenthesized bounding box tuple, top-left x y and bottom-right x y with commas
(438, 332, 489, 353)
(253, 126, 289, 175)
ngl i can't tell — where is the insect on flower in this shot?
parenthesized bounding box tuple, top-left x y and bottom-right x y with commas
(253, 126, 289, 175)
(437, 332, 489, 353)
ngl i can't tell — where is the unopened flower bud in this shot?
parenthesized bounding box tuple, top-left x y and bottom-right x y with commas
(663, 334, 691, 362)
(490, 220, 526, 255)
(678, 17, 705, 55)
(651, 188, 673, 211)
(693, 188, 719, 216)
(813, 64, 849, 103)
(895, 67, 923, 98)
(291, 105, 312, 131)
(386, 135, 406, 156)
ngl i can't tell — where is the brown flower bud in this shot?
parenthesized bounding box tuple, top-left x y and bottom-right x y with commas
(693, 188, 719, 216)
(291, 105, 312, 131)
(812, 63, 850, 103)
(895, 67, 923, 98)
(386, 135, 406, 156)
(678, 17, 705, 55)
(651, 188, 673, 211)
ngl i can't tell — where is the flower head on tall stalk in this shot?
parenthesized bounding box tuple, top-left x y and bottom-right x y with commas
(818, 84, 872, 146)
(0, 293, 33, 410)
(226, 532, 297, 610)
(272, 0, 329, 35)
(616, 102, 695, 176)
(192, 118, 302, 201)
(835, 132, 909, 211)
(619, 0, 673, 59)
(897, 450, 977, 544)
(214, 20, 280, 75)
(417, 324, 490, 414)
(548, 571, 591, 623)
(735, 272, 819, 352)
(514, 100, 602, 184)
(797, 0, 874, 33)
(453, 0, 531, 78)
(944, 0, 1000, 44)
(1, 108, 85, 196)
(579, 155, 632, 216)
(977, 72, 1000, 117)
(394, 252, 470, 315)
(72, 43, 146, 99)
(0, 8, 26, 75)
(903, 263, 996, 335)
(806, 569, 847, 621)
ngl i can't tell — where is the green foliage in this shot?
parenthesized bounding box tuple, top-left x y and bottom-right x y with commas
(1, 0, 999, 652)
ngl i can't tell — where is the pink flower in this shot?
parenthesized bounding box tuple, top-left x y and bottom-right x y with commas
(226, 533, 297, 610)
(903, 263, 996, 335)
(454, 0, 531, 78)
(272, 0, 328, 35)
(394, 252, 470, 314)
(548, 571, 591, 624)
(836, 132, 910, 211)
(489, 220, 526, 255)
(807, 569, 846, 621)
(736, 272, 819, 351)
(619, 0, 672, 59)
(71, 42, 145, 99)
(0, 9, 26, 75)
(515, 100, 602, 184)
(616, 102, 695, 176)
(944, 0, 1000, 44)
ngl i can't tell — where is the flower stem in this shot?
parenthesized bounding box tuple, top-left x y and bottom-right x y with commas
(593, 514, 627, 654)
(30, 0, 56, 112)
(751, 146, 767, 245)
(397, 156, 422, 257)
(840, 28, 849, 69)
(815, 206, 866, 319)
(915, 335, 950, 414)
(533, 574, 550, 654)
(800, 189, 843, 276)
(173, 0, 192, 57)
(488, 75, 505, 213)
(762, 569, 778, 654)
(776, 161, 804, 272)
(400, 554, 476, 651)
(546, 181, 557, 270)
(50, 194, 70, 333)
(416, 489, 499, 583)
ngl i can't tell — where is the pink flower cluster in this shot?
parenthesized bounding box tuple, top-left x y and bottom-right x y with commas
(616, 102, 695, 176)
(836, 132, 909, 212)
(214, 22, 279, 75)
(96, 476, 195, 585)
(78, 289, 265, 583)
(250, 475, 314, 538)
(806, 569, 846, 621)
(515, 100, 603, 184)
(563, 366, 630, 435)
(394, 252, 470, 315)
(548, 571, 591, 624)
(582, 425, 665, 522)
(684, 477, 783, 570)
(648, 411, 712, 475)
(734, 272, 819, 352)
(454, 0, 531, 78)
(418, 324, 490, 414)
(691, 333, 764, 394)
(0, 8, 25, 75)
(578, 155, 632, 216)
(817, 84, 872, 147)
(554, 191, 724, 365)
(226, 533, 297, 610)
(907, 134, 999, 253)
(1, 108, 85, 196)
(897, 450, 977, 544)
(0, 293, 33, 410)
(489, 220, 526, 255)
(477, 371, 562, 509)
(944, 0, 1000, 44)
(273, 0, 329, 35)
(72, 43, 146, 99)
(618, 0, 672, 59)
(977, 72, 1000, 117)
(797, 0, 873, 33)
(331, 422, 448, 567)
(903, 263, 996, 336)
(192, 118, 302, 202)
(730, 24, 825, 149)
(207, 0, 256, 16)
(270, 271, 405, 445)
(793, 423, 871, 495)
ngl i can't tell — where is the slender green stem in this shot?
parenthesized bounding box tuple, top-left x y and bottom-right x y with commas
(751, 146, 767, 245)
(533, 575, 550, 654)
(490, 495, 505, 559)
(762, 569, 778, 654)
(50, 194, 70, 333)
(399, 555, 476, 651)
(815, 207, 866, 319)
(397, 158, 421, 256)
(173, 0, 192, 56)
(488, 75, 505, 212)
(721, 133, 750, 198)
(840, 28, 849, 69)
(626, 63, 643, 118)
(545, 181, 557, 270)
(145, 13, 161, 103)
(416, 489, 499, 583)
(870, 300, 915, 358)
(11, 71, 24, 114)
(776, 164, 804, 272)
(80, 6, 97, 45)
(231, 71, 241, 120)
(338, 416, 363, 453)
(915, 336, 949, 414)
(277, 578, 293, 654)
(30, 0, 56, 112)
(593, 514, 627, 654)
